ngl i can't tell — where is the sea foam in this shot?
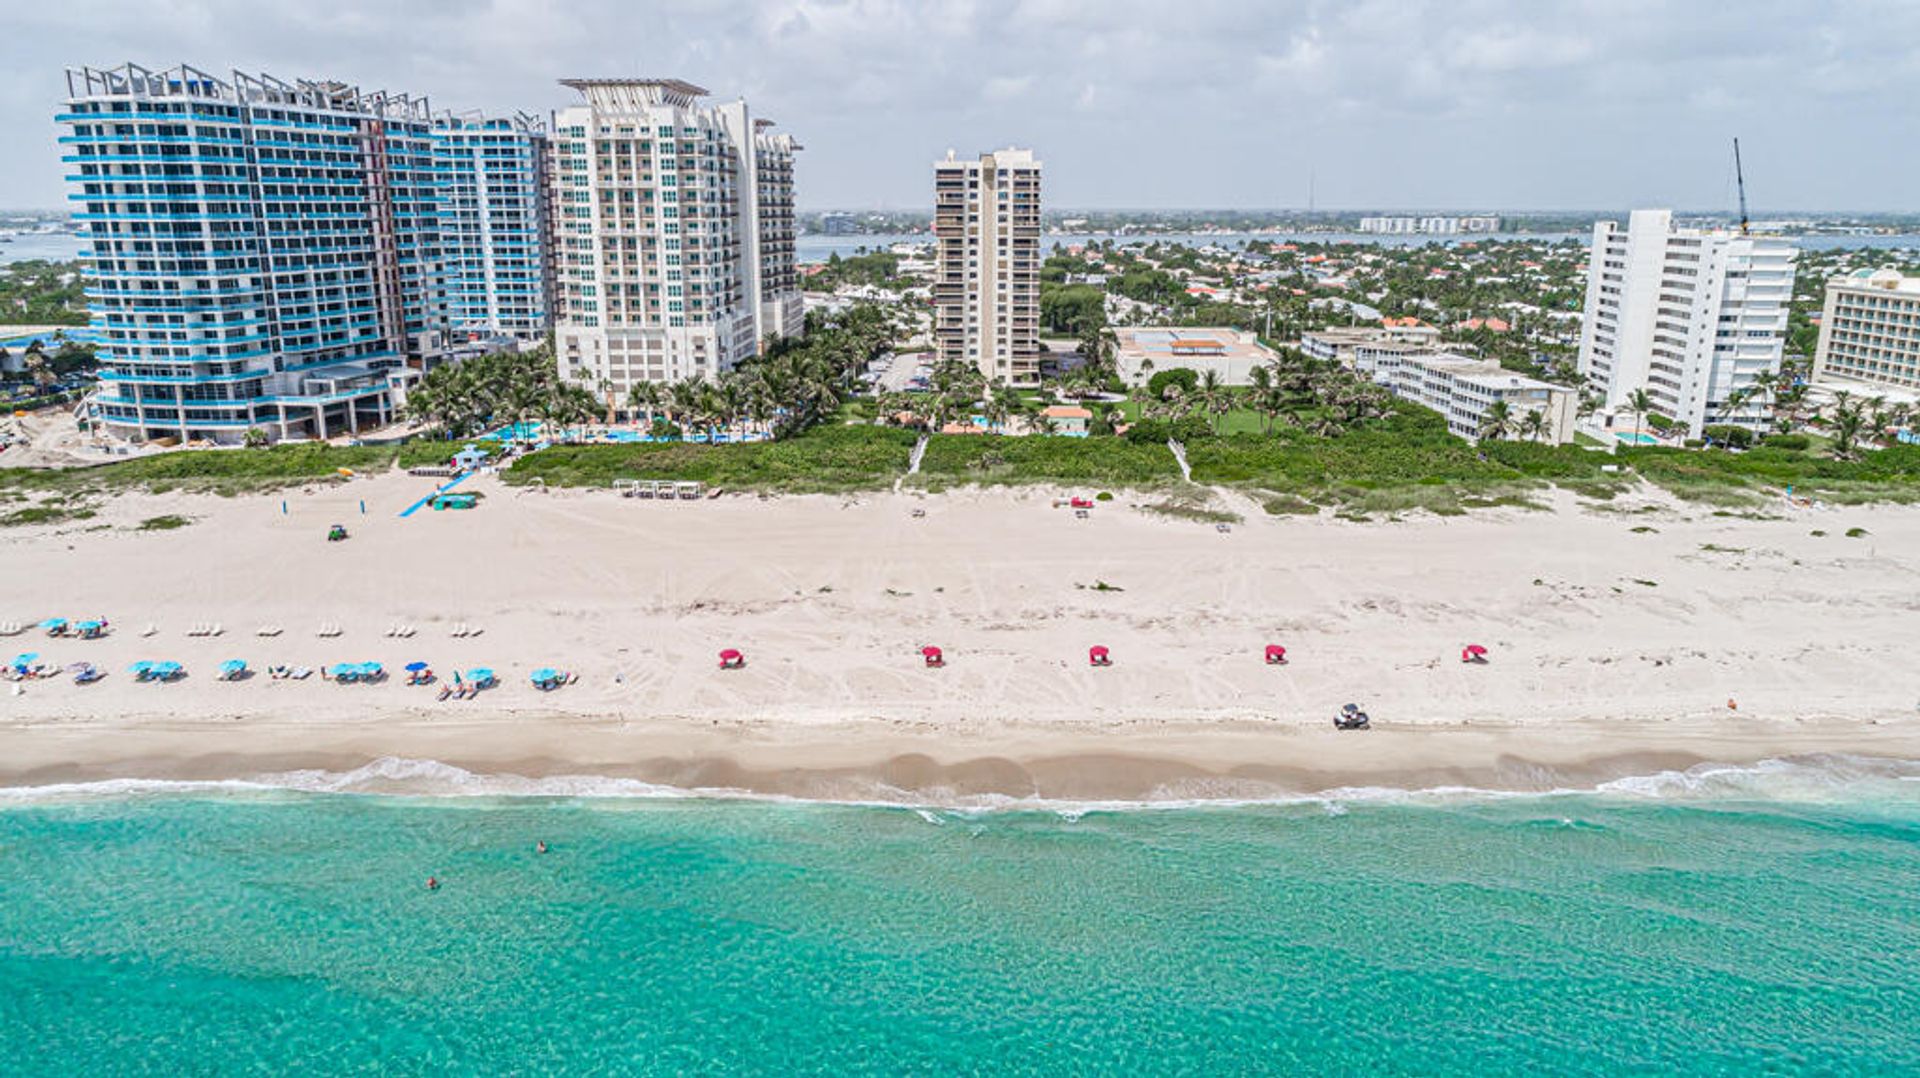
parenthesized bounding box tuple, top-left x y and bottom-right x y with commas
(2, 753, 1917, 813)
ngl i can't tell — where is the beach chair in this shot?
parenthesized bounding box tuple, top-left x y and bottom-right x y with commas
(0, 622, 22, 637)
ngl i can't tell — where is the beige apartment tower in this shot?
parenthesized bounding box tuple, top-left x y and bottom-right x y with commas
(933, 148, 1042, 386)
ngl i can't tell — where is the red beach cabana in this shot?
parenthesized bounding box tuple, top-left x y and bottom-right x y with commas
(922, 646, 945, 668)
(1088, 645, 1112, 667)
(719, 648, 745, 669)
(1461, 644, 1488, 664)
(1265, 645, 1287, 665)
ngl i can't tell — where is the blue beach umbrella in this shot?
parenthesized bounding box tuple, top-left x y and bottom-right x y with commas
(151, 661, 182, 679)
(404, 661, 429, 673)
(38, 618, 66, 630)
(127, 661, 154, 674)
(220, 659, 246, 675)
(12, 652, 38, 667)
(77, 620, 102, 632)
(465, 667, 494, 684)
(328, 662, 359, 678)
(530, 667, 558, 683)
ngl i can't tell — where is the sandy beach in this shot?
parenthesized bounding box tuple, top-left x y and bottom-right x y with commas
(3, 471, 1918, 801)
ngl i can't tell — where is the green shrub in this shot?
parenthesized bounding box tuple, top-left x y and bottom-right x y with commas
(137, 514, 191, 531)
(1146, 367, 1199, 399)
(1703, 425, 1753, 449)
(1761, 433, 1809, 451)
(506, 425, 916, 492)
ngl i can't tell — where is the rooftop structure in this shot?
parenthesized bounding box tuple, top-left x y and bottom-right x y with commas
(1114, 327, 1280, 386)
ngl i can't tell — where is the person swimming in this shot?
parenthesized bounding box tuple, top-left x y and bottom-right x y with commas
(425, 877, 439, 891)
(536, 841, 548, 855)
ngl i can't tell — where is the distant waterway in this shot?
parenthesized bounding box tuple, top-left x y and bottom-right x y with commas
(797, 230, 1920, 261)
(9, 228, 1914, 270)
(0, 232, 85, 265)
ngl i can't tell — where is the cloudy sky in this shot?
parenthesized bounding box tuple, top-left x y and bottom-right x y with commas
(7, 0, 1919, 212)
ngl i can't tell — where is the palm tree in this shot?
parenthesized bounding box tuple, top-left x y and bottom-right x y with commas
(1625, 388, 1654, 442)
(1478, 399, 1515, 441)
(1829, 396, 1867, 460)
(1195, 369, 1233, 434)
(1518, 408, 1549, 443)
(628, 381, 664, 428)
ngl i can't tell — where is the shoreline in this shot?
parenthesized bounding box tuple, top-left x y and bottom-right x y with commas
(5, 711, 1919, 805)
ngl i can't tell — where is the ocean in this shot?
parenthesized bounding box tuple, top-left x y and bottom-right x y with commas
(2, 756, 1918, 1074)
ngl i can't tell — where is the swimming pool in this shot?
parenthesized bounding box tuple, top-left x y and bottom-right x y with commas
(1614, 431, 1659, 445)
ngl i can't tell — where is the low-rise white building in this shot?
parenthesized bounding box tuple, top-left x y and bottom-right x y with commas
(1367, 351, 1577, 444)
(1300, 324, 1444, 363)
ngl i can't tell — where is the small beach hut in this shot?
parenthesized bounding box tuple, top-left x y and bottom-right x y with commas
(1089, 645, 1112, 667)
(922, 646, 944, 668)
(1461, 644, 1489, 664)
(718, 648, 745, 670)
(1265, 645, 1287, 665)
(452, 445, 489, 472)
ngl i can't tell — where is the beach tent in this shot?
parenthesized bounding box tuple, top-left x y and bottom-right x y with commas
(1265, 645, 1287, 665)
(921, 646, 944, 668)
(1461, 644, 1489, 664)
(718, 648, 745, 669)
(1089, 645, 1112, 667)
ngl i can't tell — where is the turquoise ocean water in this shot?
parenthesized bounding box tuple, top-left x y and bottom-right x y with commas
(2, 757, 1918, 1074)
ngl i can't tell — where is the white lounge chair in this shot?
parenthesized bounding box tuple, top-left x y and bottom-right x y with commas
(0, 622, 22, 636)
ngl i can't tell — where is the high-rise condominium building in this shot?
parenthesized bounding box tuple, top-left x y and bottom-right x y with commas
(433, 112, 553, 341)
(933, 148, 1042, 386)
(60, 64, 446, 445)
(1577, 209, 1797, 437)
(1812, 269, 1920, 394)
(549, 78, 803, 399)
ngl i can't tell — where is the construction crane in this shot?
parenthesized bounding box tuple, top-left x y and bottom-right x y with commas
(1732, 137, 1750, 235)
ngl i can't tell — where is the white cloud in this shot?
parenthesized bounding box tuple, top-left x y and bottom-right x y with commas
(8, 0, 1920, 209)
